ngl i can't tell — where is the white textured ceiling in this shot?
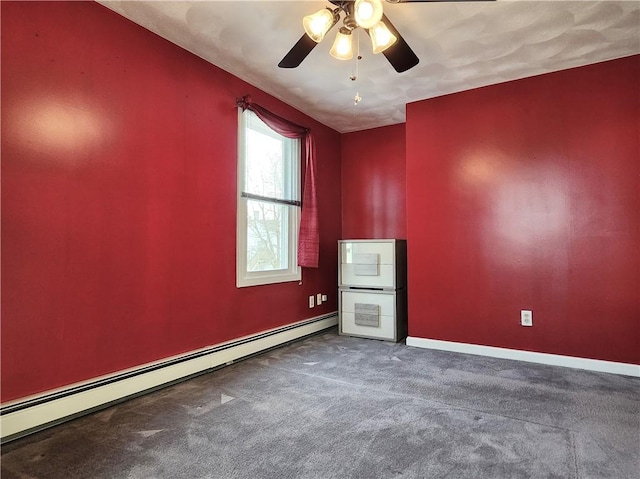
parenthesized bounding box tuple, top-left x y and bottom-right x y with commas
(97, 0, 640, 133)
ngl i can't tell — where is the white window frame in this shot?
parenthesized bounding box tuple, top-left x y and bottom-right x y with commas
(237, 108, 301, 287)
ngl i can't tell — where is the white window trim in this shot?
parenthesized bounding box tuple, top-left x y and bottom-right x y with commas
(236, 108, 301, 288)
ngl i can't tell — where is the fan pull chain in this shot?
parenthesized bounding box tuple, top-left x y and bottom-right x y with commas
(351, 30, 362, 106)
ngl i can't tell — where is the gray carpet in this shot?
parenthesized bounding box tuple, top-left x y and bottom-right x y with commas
(2, 330, 639, 478)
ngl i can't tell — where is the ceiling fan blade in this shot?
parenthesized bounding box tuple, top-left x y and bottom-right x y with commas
(278, 34, 319, 68)
(378, 13, 419, 73)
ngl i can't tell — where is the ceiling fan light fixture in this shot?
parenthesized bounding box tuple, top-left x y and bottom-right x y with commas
(354, 0, 384, 29)
(369, 21, 397, 54)
(303, 8, 336, 43)
(329, 28, 354, 61)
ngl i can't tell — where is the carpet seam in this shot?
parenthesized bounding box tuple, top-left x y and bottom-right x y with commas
(256, 360, 580, 435)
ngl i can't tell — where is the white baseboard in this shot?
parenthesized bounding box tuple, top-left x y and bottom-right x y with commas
(406, 336, 640, 378)
(1, 313, 338, 442)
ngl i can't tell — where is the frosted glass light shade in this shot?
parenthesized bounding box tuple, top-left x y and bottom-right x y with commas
(303, 8, 335, 43)
(354, 0, 383, 29)
(330, 29, 354, 60)
(369, 21, 397, 54)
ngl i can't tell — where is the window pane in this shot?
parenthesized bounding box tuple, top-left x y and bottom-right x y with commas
(245, 129, 288, 200)
(246, 199, 289, 272)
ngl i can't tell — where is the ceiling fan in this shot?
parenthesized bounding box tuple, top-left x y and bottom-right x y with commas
(279, 0, 494, 73)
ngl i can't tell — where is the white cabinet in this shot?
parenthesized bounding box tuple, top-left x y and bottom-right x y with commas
(338, 239, 407, 342)
(339, 240, 406, 289)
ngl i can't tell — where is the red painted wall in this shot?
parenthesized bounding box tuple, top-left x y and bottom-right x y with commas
(406, 56, 639, 364)
(1, 1, 342, 402)
(342, 124, 406, 239)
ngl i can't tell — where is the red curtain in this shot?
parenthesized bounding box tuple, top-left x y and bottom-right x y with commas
(237, 95, 319, 268)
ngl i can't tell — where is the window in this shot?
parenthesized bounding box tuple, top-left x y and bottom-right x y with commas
(237, 108, 301, 287)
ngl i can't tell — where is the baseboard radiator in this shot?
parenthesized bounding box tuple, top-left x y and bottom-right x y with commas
(0, 313, 338, 443)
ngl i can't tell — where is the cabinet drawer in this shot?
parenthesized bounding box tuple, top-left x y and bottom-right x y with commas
(340, 264, 395, 288)
(340, 241, 395, 265)
(341, 291, 395, 315)
(339, 291, 397, 341)
(340, 312, 396, 340)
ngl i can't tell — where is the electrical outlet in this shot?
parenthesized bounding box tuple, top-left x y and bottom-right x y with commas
(521, 310, 533, 327)
(322, 294, 328, 302)
(316, 293, 322, 305)
(309, 295, 314, 308)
